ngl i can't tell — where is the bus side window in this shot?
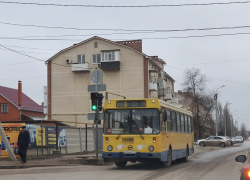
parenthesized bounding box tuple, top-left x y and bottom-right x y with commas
(172, 111, 177, 132)
(188, 117, 192, 133)
(161, 108, 166, 132)
(181, 114, 185, 133)
(184, 115, 188, 133)
(177, 113, 181, 132)
(167, 110, 172, 132)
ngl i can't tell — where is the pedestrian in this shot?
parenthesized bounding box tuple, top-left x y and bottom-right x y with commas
(18, 126, 30, 163)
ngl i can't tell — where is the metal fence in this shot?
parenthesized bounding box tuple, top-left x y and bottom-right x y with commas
(65, 127, 103, 154)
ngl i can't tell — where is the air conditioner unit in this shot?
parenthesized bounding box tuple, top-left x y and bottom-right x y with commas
(66, 59, 72, 64)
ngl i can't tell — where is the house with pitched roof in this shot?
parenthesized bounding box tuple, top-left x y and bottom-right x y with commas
(45, 36, 175, 126)
(0, 81, 45, 121)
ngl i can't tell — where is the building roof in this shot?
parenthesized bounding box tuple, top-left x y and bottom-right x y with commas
(45, 36, 166, 66)
(164, 72, 175, 83)
(0, 86, 43, 112)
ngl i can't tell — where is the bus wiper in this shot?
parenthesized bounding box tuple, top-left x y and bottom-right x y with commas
(116, 132, 123, 140)
(139, 132, 145, 140)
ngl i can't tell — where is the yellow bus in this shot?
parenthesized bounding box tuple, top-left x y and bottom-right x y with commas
(102, 99, 194, 167)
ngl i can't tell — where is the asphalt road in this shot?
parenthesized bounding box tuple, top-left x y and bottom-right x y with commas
(1, 141, 249, 180)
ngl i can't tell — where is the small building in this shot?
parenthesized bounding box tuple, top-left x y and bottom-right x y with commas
(0, 81, 45, 121)
(175, 90, 214, 140)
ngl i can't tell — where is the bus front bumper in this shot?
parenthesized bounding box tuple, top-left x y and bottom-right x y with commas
(102, 152, 161, 162)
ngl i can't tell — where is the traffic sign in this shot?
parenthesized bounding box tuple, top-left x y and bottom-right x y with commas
(88, 85, 106, 92)
(88, 113, 104, 120)
(91, 69, 103, 84)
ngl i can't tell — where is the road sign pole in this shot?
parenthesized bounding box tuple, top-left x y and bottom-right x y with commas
(94, 68, 98, 160)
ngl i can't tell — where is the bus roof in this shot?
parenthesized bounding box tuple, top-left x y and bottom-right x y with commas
(104, 98, 192, 116)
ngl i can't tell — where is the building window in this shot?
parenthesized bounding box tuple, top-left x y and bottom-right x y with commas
(1, 103, 8, 113)
(101, 50, 119, 62)
(167, 110, 172, 132)
(93, 54, 101, 64)
(94, 42, 98, 48)
(77, 55, 85, 64)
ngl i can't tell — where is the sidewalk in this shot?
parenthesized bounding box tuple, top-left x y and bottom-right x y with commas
(0, 152, 103, 169)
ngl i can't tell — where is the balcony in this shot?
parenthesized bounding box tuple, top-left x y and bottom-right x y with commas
(71, 63, 90, 72)
(165, 93, 173, 100)
(158, 87, 166, 96)
(101, 61, 120, 71)
(171, 97, 178, 105)
(149, 82, 157, 91)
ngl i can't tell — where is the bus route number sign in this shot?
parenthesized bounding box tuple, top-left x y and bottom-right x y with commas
(107, 128, 112, 134)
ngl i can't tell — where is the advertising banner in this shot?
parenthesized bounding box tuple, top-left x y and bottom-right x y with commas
(26, 124, 66, 148)
(26, 124, 46, 147)
(46, 126, 66, 147)
(0, 123, 25, 157)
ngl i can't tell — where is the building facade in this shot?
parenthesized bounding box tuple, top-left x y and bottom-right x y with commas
(46, 36, 175, 127)
(0, 81, 45, 122)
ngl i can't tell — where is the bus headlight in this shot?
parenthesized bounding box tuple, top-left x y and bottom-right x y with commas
(107, 145, 113, 151)
(149, 146, 154, 152)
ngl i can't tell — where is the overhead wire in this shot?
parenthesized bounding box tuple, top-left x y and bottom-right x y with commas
(0, 47, 54, 54)
(166, 66, 250, 88)
(0, 1, 250, 7)
(2, 21, 250, 32)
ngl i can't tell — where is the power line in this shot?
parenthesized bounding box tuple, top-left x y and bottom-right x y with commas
(167, 66, 250, 88)
(168, 58, 250, 67)
(3, 44, 61, 51)
(0, 60, 38, 67)
(0, 44, 70, 68)
(1, 31, 250, 42)
(0, 44, 99, 70)
(0, 47, 54, 54)
(0, 1, 250, 7)
(0, 76, 46, 80)
(3, 21, 250, 33)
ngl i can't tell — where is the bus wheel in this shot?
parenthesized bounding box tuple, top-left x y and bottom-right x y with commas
(162, 150, 172, 167)
(115, 161, 127, 167)
(181, 148, 189, 162)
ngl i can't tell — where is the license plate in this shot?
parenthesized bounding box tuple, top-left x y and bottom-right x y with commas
(124, 151, 136, 154)
(122, 138, 134, 144)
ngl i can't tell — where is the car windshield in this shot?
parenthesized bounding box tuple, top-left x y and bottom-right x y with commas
(104, 109, 160, 134)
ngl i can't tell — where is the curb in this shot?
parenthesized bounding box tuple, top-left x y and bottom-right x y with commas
(0, 164, 80, 169)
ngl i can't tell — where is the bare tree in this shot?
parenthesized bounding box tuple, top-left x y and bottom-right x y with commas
(240, 123, 247, 138)
(182, 68, 214, 139)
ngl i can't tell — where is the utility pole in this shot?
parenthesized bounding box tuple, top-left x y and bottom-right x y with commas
(95, 68, 99, 159)
(215, 85, 226, 136)
(224, 114, 226, 137)
(215, 94, 218, 136)
(225, 102, 232, 137)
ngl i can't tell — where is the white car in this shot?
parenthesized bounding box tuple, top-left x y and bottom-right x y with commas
(234, 136, 244, 143)
(197, 136, 231, 147)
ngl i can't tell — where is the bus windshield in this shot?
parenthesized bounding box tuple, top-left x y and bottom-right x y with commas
(104, 109, 160, 135)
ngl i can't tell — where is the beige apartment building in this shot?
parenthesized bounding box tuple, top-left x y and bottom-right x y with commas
(45, 36, 175, 127)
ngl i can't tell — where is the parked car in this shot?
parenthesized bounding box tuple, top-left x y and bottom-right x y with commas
(231, 137, 237, 144)
(234, 136, 244, 143)
(226, 136, 234, 146)
(197, 136, 231, 147)
(235, 155, 250, 180)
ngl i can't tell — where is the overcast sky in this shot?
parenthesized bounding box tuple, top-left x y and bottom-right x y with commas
(1, 0, 250, 129)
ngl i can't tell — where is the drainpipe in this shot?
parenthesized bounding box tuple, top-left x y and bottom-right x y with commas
(20, 110, 22, 121)
(148, 59, 150, 98)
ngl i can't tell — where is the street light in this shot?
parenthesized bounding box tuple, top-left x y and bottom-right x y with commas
(215, 85, 226, 136)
